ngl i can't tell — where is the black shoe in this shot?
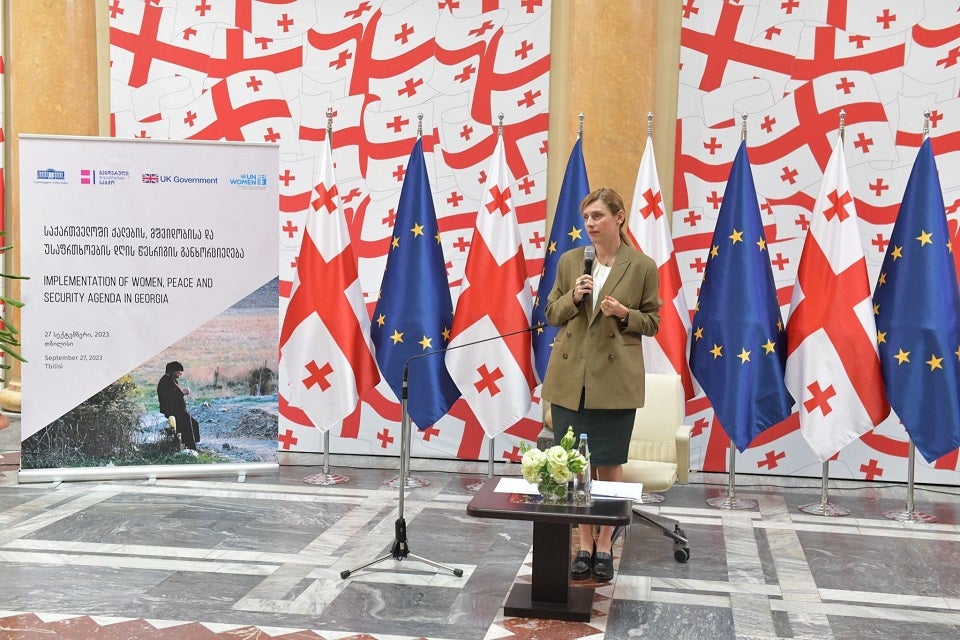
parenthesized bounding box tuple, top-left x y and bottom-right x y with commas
(570, 549, 592, 580)
(593, 551, 614, 582)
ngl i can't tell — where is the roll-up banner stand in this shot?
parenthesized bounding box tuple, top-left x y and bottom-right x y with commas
(18, 135, 280, 483)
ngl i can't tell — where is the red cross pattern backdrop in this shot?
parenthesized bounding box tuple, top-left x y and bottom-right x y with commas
(678, 1, 960, 483)
(109, 0, 552, 463)
(110, 0, 960, 483)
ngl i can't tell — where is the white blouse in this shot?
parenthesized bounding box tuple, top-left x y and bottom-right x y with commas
(591, 261, 612, 313)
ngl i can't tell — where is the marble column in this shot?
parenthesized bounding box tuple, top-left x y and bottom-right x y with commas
(547, 0, 679, 222)
(2, 0, 103, 412)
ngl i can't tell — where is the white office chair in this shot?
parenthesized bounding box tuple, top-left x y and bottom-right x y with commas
(621, 373, 692, 562)
(621, 373, 692, 501)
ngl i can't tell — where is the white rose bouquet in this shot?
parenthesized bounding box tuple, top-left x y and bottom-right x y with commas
(519, 426, 588, 502)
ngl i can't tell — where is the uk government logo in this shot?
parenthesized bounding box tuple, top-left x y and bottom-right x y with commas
(229, 172, 269, 189)
(141, 171, 218, 185)
(80, 168, 131, 186)
(35, 168, 67, 184)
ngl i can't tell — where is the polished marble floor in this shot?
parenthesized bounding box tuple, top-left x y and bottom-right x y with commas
(1, 415, 960, 639)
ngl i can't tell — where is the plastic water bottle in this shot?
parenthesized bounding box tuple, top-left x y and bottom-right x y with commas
(576, 433, 592, 505)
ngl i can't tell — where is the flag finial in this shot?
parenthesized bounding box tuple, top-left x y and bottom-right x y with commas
(740, 113, 748, 141)
(647, 112, 653, 138)
(838, 109, 845, 142)
(417, 112, 423, 138)
(498, 112, 504, 138)
(923, 109, 931, 139)
(326, 107, 334, 143)
(577, 112, 584, 139)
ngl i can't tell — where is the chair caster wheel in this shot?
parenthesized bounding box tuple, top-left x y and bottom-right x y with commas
(340, 569, 351, 579)
(454, 568, 464, 577)
(674, 546, 690, 563)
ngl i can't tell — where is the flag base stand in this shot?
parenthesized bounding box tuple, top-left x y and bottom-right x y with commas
(707, 446, 757, 510)
(883, 508, 937, 523)
(304, 472, 350, 485)
(467, 438, 497, 492)
(706, 494, 757, 510)
(383, 475, 430, 489)
(800, 501, 850, 517)
(303, 433, 350, 486)
(382, 430, 430, 489)
(382, 429, 430, 488)
(341, 386, 462, 580)
(799, 461, 849, 516)
(883, 441, 937, 523)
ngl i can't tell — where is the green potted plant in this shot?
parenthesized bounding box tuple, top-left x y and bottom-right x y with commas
(0, 230, 26, 383)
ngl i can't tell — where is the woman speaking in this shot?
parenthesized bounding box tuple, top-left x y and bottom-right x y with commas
(541, 187, 661, 582)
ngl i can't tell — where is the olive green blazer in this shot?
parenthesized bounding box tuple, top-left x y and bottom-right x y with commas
(540, 243, 661, 410)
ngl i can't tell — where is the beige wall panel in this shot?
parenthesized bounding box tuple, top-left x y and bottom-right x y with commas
(3, 0, 100, 404)
(548, 1, 678, 226)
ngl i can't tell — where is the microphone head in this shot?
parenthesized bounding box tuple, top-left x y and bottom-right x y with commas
(583, 245, 596, 274)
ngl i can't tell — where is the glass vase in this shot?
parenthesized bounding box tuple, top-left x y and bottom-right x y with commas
(537, 477, 570, 504)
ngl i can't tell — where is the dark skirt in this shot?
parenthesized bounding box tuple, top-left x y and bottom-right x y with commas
(550, 391, 635, 467)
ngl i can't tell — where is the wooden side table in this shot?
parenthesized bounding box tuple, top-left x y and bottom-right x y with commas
(466, 478, 632, 621)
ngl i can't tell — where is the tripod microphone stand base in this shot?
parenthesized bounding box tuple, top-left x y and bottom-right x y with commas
(341, 387, 463, 581)
(339, 518, 464, 579)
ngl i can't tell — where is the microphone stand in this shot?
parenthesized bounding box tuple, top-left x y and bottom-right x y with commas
(339, 323, 543, 579)
(340, 370, 463, 578)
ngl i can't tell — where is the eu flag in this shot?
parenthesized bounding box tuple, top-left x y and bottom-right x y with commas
(874, 138, 960, 463)
(689, 141, 794, 452)
(532, 138, 589, 381)
(370, 139, 461, 430)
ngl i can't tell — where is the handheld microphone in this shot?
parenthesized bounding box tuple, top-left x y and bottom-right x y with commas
(581, 245, 596, 305)
(583, 245, 595, 276)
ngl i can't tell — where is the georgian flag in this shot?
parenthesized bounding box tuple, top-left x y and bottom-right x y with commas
(953, 220, 960, 284)
(165, 70, 295, 152)
(627, 133, 696, 400)
(785, 137, 890, 461)
(446, 135, 536, 438)
(279, 134, 380, 432)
